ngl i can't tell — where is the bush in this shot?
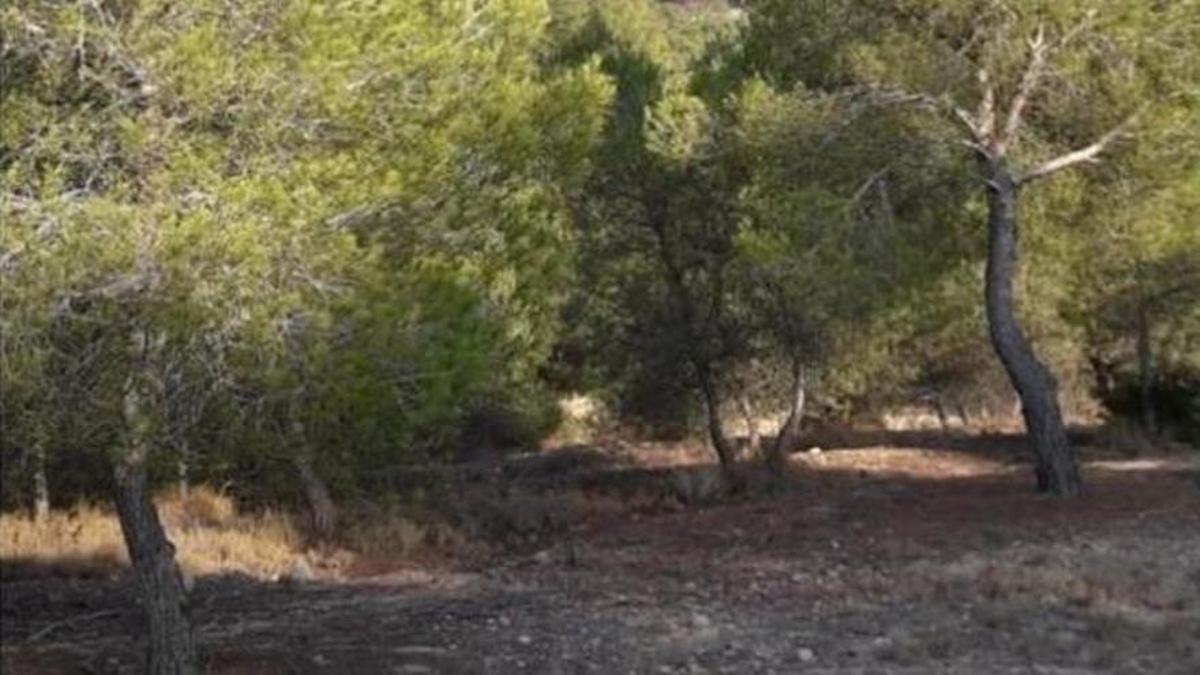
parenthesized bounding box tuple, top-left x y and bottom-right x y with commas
(1098, 365, 1200, 447)
(455, 388, 562, 463)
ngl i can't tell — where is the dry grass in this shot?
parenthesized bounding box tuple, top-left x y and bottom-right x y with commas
(0, 487, 301, 581)
(0, 487, 494, 582)
(0, 505, 126, 580)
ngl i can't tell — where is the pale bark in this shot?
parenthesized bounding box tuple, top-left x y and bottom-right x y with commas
(177, 441, 190, 501)
(768, 360, 806, 475)
(294, 446, 338, 540)
(32, 440, 50, 522)
(738, 393, 761, 456)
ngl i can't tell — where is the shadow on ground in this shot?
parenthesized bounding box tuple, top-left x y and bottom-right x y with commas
(3, 434, 1198, 673)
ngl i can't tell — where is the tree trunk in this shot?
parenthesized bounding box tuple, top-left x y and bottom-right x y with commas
(177, 441, 190, 502)
(983, 161, 1080, 496)
(955, 399, 971, 428)
(115, 361, 197, 674)
(294, 453, 337, 540)
(696, 363, 737, 471)
(738, 393, 761, 457)
(768, 360, 806, 475)
(931, 395, 950, 432)
(32, 440, 50, 522)
(1136, 306, 1157, 434)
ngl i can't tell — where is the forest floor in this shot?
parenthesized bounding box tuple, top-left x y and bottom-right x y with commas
(3, 431, 1199, 674)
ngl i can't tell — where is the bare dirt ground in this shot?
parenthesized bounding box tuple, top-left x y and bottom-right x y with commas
(3, 433, 1199, 674)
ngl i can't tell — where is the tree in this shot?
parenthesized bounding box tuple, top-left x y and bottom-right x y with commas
(738, 0, 1199, 494)
(547, 1, 752, 477)
(939, 1, 1199, 491)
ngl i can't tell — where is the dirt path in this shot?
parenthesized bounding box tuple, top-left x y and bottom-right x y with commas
(3, 444, 1199, 674)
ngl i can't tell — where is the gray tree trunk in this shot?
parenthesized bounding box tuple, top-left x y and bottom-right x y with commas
(768, 360, 806, 475)
(696, 363, 737, 473)
(177, 441, 190, 501)
(738, 393, 761, 457)
(931, 395, 950, 432)
(983, 161, 1081, 496)
(115, 349, 197, 674)
(955, 400, 971, 428)
(1136, 306, 1157, 434)
(293, 451, 337, 540)
(32, 440, 50, 521)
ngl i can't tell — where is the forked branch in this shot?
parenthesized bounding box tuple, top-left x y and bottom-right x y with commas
(998, 25, 1048, 154)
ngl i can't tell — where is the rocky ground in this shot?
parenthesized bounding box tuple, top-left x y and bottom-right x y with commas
(3, 436, 1199, 674)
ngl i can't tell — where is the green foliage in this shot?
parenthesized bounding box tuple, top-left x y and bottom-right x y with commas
(1, 0, 612, 504)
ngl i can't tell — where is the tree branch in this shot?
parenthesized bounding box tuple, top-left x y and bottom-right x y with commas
(976, 69, 996, 144)
(1018, 121, 1133, 184)
(954, 106, 984, 144)
(998, 25, 1048, 155)
(851, 167, 890, 206)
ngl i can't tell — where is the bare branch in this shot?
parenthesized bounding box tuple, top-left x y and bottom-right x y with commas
(1059, 9, 1098, 50)
(1018, 121, 1134, 184)
(851, 167, 890, 206)
(999, 24, 1049, 155)
(976, 69, 996, 143)
(954, 106, 983, 142)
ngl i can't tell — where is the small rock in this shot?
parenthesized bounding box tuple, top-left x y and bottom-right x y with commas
(807, 446, 823, 455)
(691, 613, 712, 629)
(517, 634, 533, 645)
(278, 558, 314, 586)
(533, 550, 553, 565)
(797, 647, 816, 662)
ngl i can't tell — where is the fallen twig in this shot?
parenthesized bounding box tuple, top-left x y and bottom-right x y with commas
(26, 609, 120, 645)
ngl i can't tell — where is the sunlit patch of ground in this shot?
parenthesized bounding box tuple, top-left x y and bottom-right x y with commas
(793, 446, 1014, 479)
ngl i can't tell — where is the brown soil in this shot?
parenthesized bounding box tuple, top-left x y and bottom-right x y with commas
(3, 435, 1199, 674)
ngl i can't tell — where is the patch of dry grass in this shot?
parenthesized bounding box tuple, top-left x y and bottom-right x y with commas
(0, 505, 126, 580)
(0, 487, 497, 582)
(0, 487, 301, 581)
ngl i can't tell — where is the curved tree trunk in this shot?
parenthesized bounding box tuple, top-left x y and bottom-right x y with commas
(695, 362, 737, 472)
(983, 161, 1080, 496)
(767, 360, 806, 475)
(116, 362, 197, 674)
